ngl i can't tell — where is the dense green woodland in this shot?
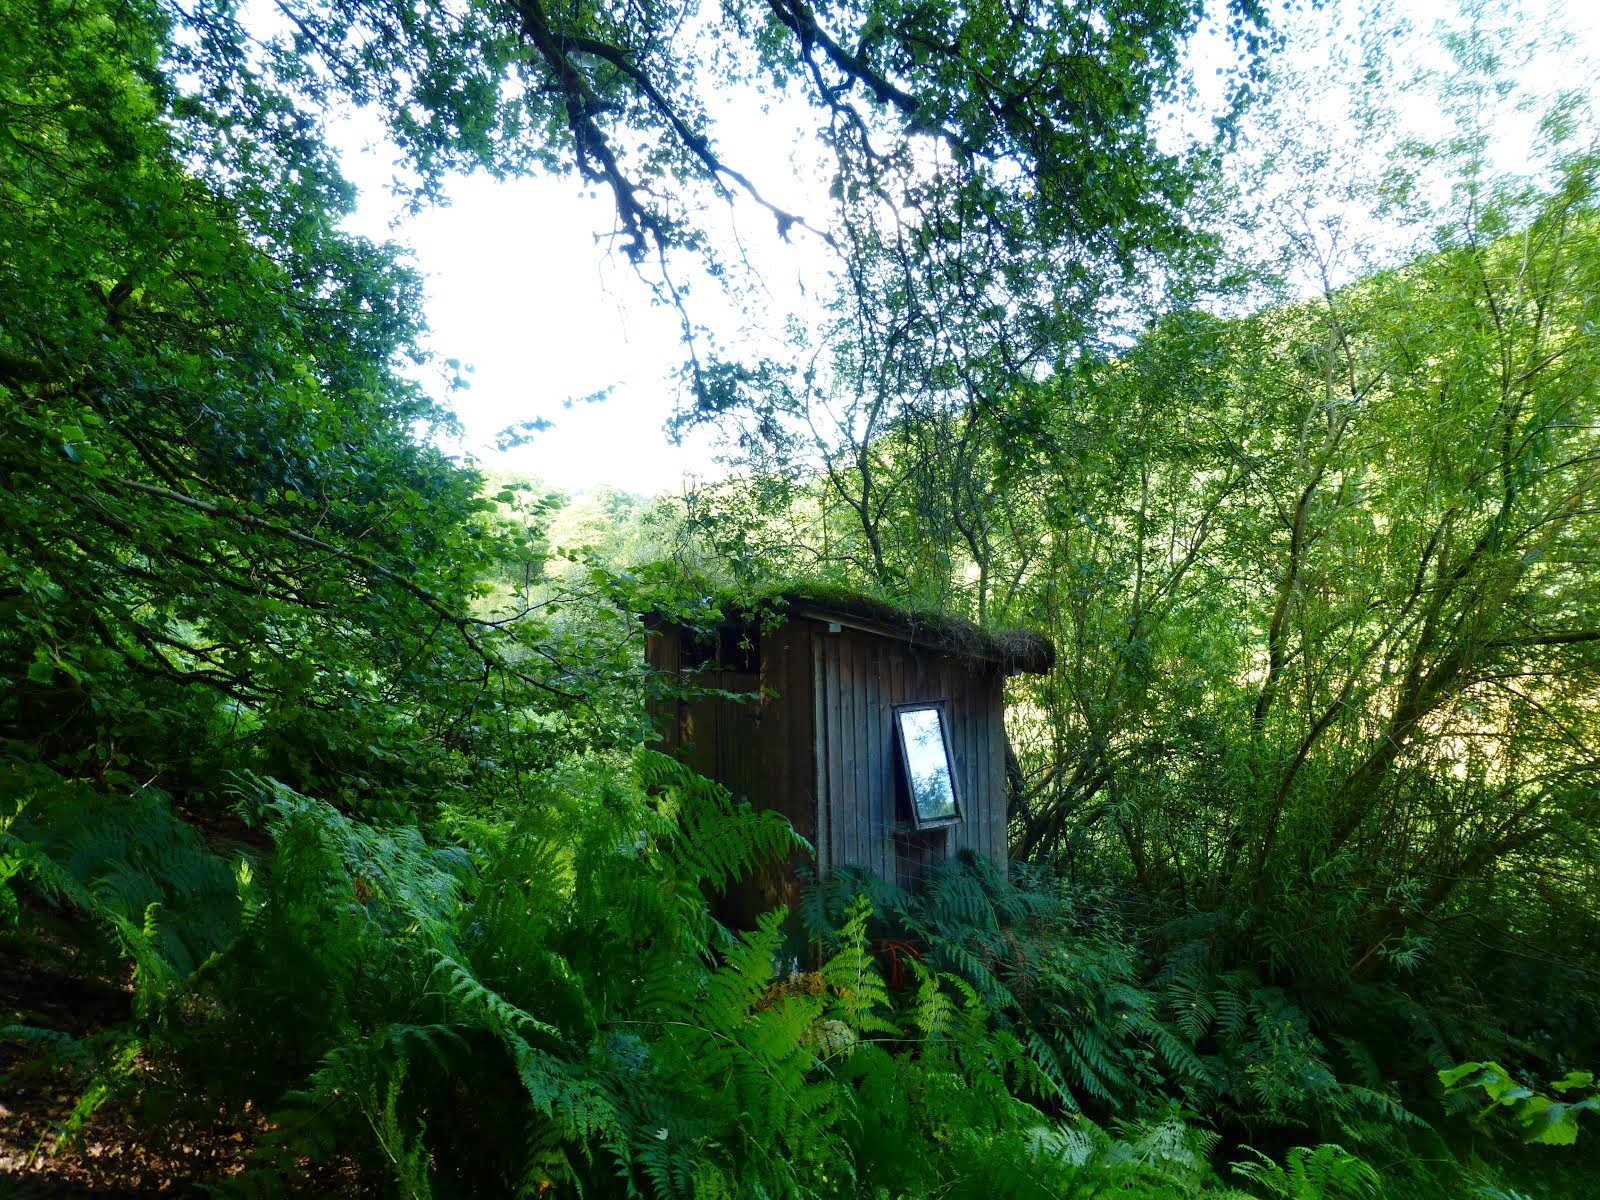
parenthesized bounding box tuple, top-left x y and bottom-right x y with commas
(2, 0, 1597, 1194)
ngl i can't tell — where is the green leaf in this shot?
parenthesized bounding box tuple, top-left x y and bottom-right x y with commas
(1519, 1096, 1580, 1146)
(1438, 1061, 1485, 1088)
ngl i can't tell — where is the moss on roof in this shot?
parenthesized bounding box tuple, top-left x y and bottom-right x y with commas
(660, 581, 1055, 676)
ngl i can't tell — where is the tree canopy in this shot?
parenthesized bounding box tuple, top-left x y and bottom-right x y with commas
(228, 0, 1279, 404)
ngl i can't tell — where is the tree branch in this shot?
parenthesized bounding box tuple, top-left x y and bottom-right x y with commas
(106, 475, 582, 700)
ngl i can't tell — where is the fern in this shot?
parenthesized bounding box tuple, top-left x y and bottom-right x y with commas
(905, 957, 961, 1040)
(1027, 1109, 1240, 1198)
(819, 896, 897, 1041)
(1231, 1143, 1382, 1200)
(48, 1033, 145, 1160)
(292, 1038, 435, 1200)
(633, 748, 804, 897)
(7, 772, 241, 1014)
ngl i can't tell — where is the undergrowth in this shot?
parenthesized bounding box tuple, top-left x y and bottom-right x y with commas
(4, 758, 1593, 1197)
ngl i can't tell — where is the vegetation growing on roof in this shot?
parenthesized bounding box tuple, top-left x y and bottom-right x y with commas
(660, 581, 1056, 674)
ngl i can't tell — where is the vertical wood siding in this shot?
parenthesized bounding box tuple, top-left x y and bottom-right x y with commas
(810, 626, 1007, 885)
(647, 616, 1010, 894)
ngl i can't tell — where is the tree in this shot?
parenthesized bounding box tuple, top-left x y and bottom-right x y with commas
(0, 0, 648, 822)
(230, 0, 1284, 413)
(0, 0, 1311, 797)
(1012, 13, 1600, 1109)
(687, 1, 1600, 1116)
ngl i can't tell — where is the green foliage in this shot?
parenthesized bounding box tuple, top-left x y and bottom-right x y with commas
(1440, 1062, 1600, 1147)
(1, 0, 655, 845)
(695, 15, 1600, 1194)
(20, 738, 1397, 1197)
(3, 0, 1595, 1196)
(232, 0, 1283, 431)
(798, 855, 1433, 1161)
(2, 766, 241, 1018)
(1230, 1144, 1381, 1200)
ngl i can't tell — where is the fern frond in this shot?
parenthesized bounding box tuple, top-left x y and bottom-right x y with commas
(1230, 1143, 1382, 1200)
(1023, 1028, 1075, 1109)
(820, 897, 896, 1039)
(905, 960, 959, 1040)
(633, 749, 804, 897)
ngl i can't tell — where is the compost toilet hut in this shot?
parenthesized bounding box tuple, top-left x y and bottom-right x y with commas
(645, 592, 1055, 899)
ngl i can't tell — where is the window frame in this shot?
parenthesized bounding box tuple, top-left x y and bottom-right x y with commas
(892, 701, 963, 830)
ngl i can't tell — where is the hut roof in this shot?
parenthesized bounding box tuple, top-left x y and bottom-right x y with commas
(661, 585, 1056, 676)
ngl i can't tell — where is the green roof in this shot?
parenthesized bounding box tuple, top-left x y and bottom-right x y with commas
(658, 585, 1055, 676)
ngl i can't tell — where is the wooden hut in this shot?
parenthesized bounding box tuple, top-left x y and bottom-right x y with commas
(645, 592, 1054, 899)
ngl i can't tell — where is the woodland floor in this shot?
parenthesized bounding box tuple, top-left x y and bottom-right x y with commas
(0, 930, 367, 1198)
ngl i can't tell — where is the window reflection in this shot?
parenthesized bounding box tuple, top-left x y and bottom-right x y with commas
(896, 706, 959, 825)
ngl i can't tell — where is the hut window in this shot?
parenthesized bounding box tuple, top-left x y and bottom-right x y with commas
(717, 625, 760, 674)
(678, 624, 760, 673)
(679, 627, 715, 670)
(894, 704, 961, 828)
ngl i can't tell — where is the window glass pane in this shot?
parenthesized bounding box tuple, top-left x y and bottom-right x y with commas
(897, 707, 959, 824)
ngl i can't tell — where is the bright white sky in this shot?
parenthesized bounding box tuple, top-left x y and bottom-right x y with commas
(330, 68, 836, 497)
(328, 0, 1598, 499)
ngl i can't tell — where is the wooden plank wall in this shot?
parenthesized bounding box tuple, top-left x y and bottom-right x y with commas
(643, 626, 761, 803)
(648, 618, 1009, 893)
(757, 622, 816, 847)
(811, 625, 1008, 885)
(670, 669, 761, 801)
(643, 625, 683, 754)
